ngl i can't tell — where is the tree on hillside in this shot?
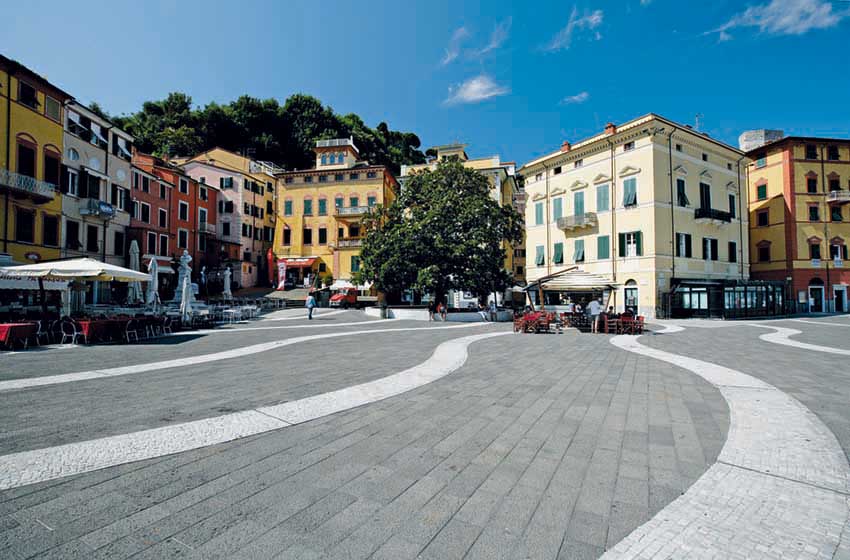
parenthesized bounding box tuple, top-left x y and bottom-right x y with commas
(358, 161, 523, 304)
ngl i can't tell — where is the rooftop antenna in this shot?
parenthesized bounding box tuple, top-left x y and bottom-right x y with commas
(695, 113, 704, 132)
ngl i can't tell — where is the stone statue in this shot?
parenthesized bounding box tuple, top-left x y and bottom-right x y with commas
(223, 267, 233, 299)
(172, 250, 193, 303)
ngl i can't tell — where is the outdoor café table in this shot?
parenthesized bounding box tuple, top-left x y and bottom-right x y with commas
(0, 322, 37, 349)
(77, 318, 130, 343)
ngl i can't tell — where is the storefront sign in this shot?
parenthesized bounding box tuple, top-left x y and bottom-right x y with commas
(277, 261, 287, 290)
(24, 252, 40, 262)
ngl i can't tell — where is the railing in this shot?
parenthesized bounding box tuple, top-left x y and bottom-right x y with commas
(556, 212, 597, 231)
(0, 169, 57, 200)
(336, 205, 371, 216)
(694, 207, 733, 222)
(199, 221, 216, 234)
(337, 238, 363, 248)
(827, 190, 850, 203)
(79, 198, 115, 218)
(317, 138, 357, 150)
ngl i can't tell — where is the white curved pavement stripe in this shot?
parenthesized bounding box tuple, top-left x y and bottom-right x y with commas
(757, 325, 850, 356)
(260, 309, 347, 321)
(0, 323, 492, 393)
(0, 331, 509, 490)
(603, 324, 850, 560)
(171, 318, 399, 336)
(790, 318, 850, 327)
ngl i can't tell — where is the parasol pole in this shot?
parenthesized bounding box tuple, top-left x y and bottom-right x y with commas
(38, 277, 48, 315)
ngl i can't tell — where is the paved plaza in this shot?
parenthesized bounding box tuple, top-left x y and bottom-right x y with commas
(1, 309, 849, 559)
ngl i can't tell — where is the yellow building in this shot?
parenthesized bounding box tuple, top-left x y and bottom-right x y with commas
(273, 138, 398, 284)
(0, 54, 72, 265)
(401, 144, 524, 290)
(745, 136, 850, 313)
(521, 114, 761, 319)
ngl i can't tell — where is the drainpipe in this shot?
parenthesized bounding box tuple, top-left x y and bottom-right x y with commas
(668, 128, 679, 284)
(544, 162, 551, 277)
(736, 155, 746, 280)
(102, 125, 112, 264)
(605, 137, 616, 309)
(3, 70, 12, 252)
(821, 144, 831, 311)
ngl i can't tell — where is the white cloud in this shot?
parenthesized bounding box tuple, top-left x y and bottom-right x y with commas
(709, 0, 849, 40)
(561, 91, 590, 105)
(640, 0, 652, 5)
(441, 27, 469, 65)
(444, 75, 510, 105)
(546, 6, 604, 51)
(472, 17, 512, 56)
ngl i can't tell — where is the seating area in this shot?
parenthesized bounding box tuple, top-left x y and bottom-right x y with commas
(513, 310, 645, 335)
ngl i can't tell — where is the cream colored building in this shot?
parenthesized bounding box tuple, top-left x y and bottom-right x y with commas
(521, 114, 750, 318)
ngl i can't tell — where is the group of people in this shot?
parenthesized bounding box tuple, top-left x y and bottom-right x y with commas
(427, 300, 448, 321)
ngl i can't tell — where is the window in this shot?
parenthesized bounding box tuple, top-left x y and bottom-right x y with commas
(573, 239, 585, 262)
(350, 196, 359, 207)
(141, 202, 151, 224)
(44, 96, 61, 121)
(702, 238, 719, 261)
(535, 173, 543, 182)
(199, 207, 208, 227)
(597, 235, 610, 260)
(284, 200, 293, 216)
(756, 184, 767, 201)
(199, 234, 207, 252)
(809, 205, 820, 222)
(757, 210, 769, 227)
(832, 205, 843, 222)
(265, 226, 274, 242)
(160, 234, 168, 256)
(283, 228, 291, 246)
(367, 171, 377, 179)
(828, 146, 840, 161)
(303, 228, 313, 244)
(17, 143, 35, 177)
(574, 160, 583, 169)
(623, 141, 634, 152)
(351, 256, 361, 273)
(728, 194, 736, 219)
(266, 200, 273, 215)
(675, 143, 682, 152)
(44, 152, 60, 186)
(114, 231, 125, 256)
(318, 227, 327, 245)
(319, 175, 328, 183)
(65, 220, 80, 250)
(676, 179, 689, 207)
(321, 154, 327, 165)
(619, 231, 642, 257)
(535, 245, 545, 266)
(338, 152, 345, 162)
(727, 163, 733, 171)
(179, 178, 188, 194)
(67, 147, 80, 162)
(142, 176, 150, 193)
(159, 183, 166, 199)
(553, 166, 562, 175)
(622, 178, 637, 207)
(178, 201, 188, 221)
(335, 174, 344, 181)
(222, 222, 231, 237)
(829, 177, 840, 191)
(199, 186, 208, 201)
(42, 215, 59, 247)
(758, 244, 770, 263)
(86, 225, 99, 253)
(66, 168, 79, 196)
(831, 243, 848, 260)
(349, 224, 360, 237)
(178, 229, 188, 249)
(133, 171, 140, 189)
(553, 242, 564, 264)
(368, 196, 377, 207)
(284, 177, 293, 184)
(335, 196, 344, 209)
(574, 191, 585, 216)
(516, 266, 523, 276)
(304, 176, 313, 183)
(147, 232, 157, 254)
(534, 202, 544, 225)
(350, 173, 359, 180)
(810, 242, 821, 260)
(318, 198, 327, 215)
(807, 176, 818, 193)
(304, 199, 313, 215)
(701, 153, 708, 162)
(676, 233, 693, 258)
(338, 227, 345, 239)
(756, 157, 766, 168)
(728, 241, 737, 263)
(699, 182, 711, 210)
(596, 184, 609, 212)
(18, 81, 38, 109)
(158, 209, 167, 228)
(552, 198, 563, 220)
(805, 144, 818, 160)
(244, 202, 250, 215)
(112, 185, 129, 211)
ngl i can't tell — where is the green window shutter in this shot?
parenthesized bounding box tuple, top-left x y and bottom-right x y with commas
(284, 200, 292, 215)
(304, 199, 312, 214)
(596, 185, 609, 211)
(318, 199, 327, 215)
(553, 242, 563, 264)
(574, 191, 584, 216)
(574, 239, 585, 262)
(618, 233, 626, 257)
(635, 231, 643, 256)
(702, 238, 709, 260)
(535, 202, 544, 225)
(711, 239, 719, 261)
(535, 245, 545, 265)
(623, 178, 637, 206)
(597, 235, 609, 260)
(757, 184, 766, 200)
(553, 198, 563, 220)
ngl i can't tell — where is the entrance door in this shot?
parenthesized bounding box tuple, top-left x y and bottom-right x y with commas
(809, 287, 824, 312)
(835, 287, 846, 313)
(624, 280, 638, 314)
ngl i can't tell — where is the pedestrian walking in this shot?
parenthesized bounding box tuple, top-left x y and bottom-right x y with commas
(438, 301, 447, 321)
(489, 300, 497, 322)
(428, 299, 436, 322)
(306, 292, 317, 320)
(478, 302, 488, 321)
(588, 297, 602, 333)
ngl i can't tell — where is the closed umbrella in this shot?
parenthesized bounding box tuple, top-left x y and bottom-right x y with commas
(128, 240, 142, 303)
(179, 275, 194, 323)
(146, 258, 159, 308)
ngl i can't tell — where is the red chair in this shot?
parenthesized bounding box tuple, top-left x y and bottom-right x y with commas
(635, 316, 645, 334)
(620, 316, 635, 335)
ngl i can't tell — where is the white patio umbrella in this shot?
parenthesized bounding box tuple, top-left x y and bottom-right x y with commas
(146, 258, 160, 309)
(127, 240, 142, 303)
(179, 275, 194, 323)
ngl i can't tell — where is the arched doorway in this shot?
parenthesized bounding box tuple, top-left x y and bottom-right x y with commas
(808, 278, 824, 313)
(624, 279, 638, 314)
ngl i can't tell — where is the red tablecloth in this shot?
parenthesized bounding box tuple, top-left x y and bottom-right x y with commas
(77, 319, 129, 342)
(0, 323, 37, 345)
(523, 312, 544, 322)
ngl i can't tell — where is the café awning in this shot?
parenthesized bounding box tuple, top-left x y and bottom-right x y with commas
(0, 257, 151, 282)
(0, 278, 69, 291)
(280, 257, 317, 269)
(525, 268, 618, 291)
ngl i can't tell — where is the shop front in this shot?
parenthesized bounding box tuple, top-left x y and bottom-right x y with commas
(669, 279, 786, 319)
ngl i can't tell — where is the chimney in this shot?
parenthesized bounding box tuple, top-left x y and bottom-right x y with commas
(560, 141, 571, 152)
(604, 122, 617, 135)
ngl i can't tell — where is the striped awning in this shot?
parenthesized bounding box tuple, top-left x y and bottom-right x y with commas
(526, 269, 618, 291)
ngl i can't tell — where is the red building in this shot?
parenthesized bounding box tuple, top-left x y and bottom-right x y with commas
(127, 164, 173, 278)
(132, 153, 219, 279)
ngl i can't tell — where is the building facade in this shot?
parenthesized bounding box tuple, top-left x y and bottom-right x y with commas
(181, 148, 277, 289)
(521, 114, 752, 319)
(0, 55, 72, 266)
(746, 137, 850, 313)
(126, 164, 175, 294)
(273, 138, 397, 285)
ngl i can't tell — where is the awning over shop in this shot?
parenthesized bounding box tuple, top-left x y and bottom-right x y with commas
(280, 257, 317, 269)
(525, 268, 618, 291)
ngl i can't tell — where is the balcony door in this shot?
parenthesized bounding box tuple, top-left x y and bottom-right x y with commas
(574, 191, 584, 217)
(699, 183, 711, 210)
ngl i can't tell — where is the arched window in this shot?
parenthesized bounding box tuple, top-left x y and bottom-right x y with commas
(67, 147, 80, 161)
(329, 153, 336, 164)
(321, 154, 327, 165)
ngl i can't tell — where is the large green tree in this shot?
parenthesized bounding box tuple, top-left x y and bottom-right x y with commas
(358, 161, 523, 304)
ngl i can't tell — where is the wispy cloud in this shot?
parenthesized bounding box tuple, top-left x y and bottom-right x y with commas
(545, 6, 604, 51)
(444, 75, 510, 105)
(560, 91, 590, 105)
(472, 17, 513, 57)
(640, 0, 652, 5)
(708, 0, 850, 41)
(441, 27, 470, 65)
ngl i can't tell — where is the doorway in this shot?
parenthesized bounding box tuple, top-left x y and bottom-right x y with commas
(809, 278, 824, 313)
(834, 286, 847, 313)
(624, 280, 638, 314)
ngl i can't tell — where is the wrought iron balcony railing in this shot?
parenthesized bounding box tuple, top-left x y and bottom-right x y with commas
(694, 207, 733, 222)
(0, 169, 57, 201)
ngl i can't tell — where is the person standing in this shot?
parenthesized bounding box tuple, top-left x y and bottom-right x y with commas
(438, 301, 447, 322)
(306, 292, 317, 320)
(489, 300, 497, 322)
(588, 297, 602, 333)
(428, 299, 437, 321)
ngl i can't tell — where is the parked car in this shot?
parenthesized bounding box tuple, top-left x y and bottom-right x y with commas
(329, 287, 378, 309)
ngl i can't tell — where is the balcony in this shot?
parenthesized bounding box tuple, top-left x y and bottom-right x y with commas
(79, 198, 115, 218)
(335, 205, 371, 217)
(557, 212, 597, 231)
(827, 190, 850, 205)
(336, 238, 363, 248)
(199, 221, 216, 235)
(0, 169, 57, 202)
(694, 207, 732, 223)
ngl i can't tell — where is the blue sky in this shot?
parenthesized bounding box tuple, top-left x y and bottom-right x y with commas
(4, 0, 850, 165)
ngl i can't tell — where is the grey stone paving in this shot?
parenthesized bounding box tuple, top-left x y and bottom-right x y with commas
(777, 319, 850, 351)
(0, 327, 728, 559)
